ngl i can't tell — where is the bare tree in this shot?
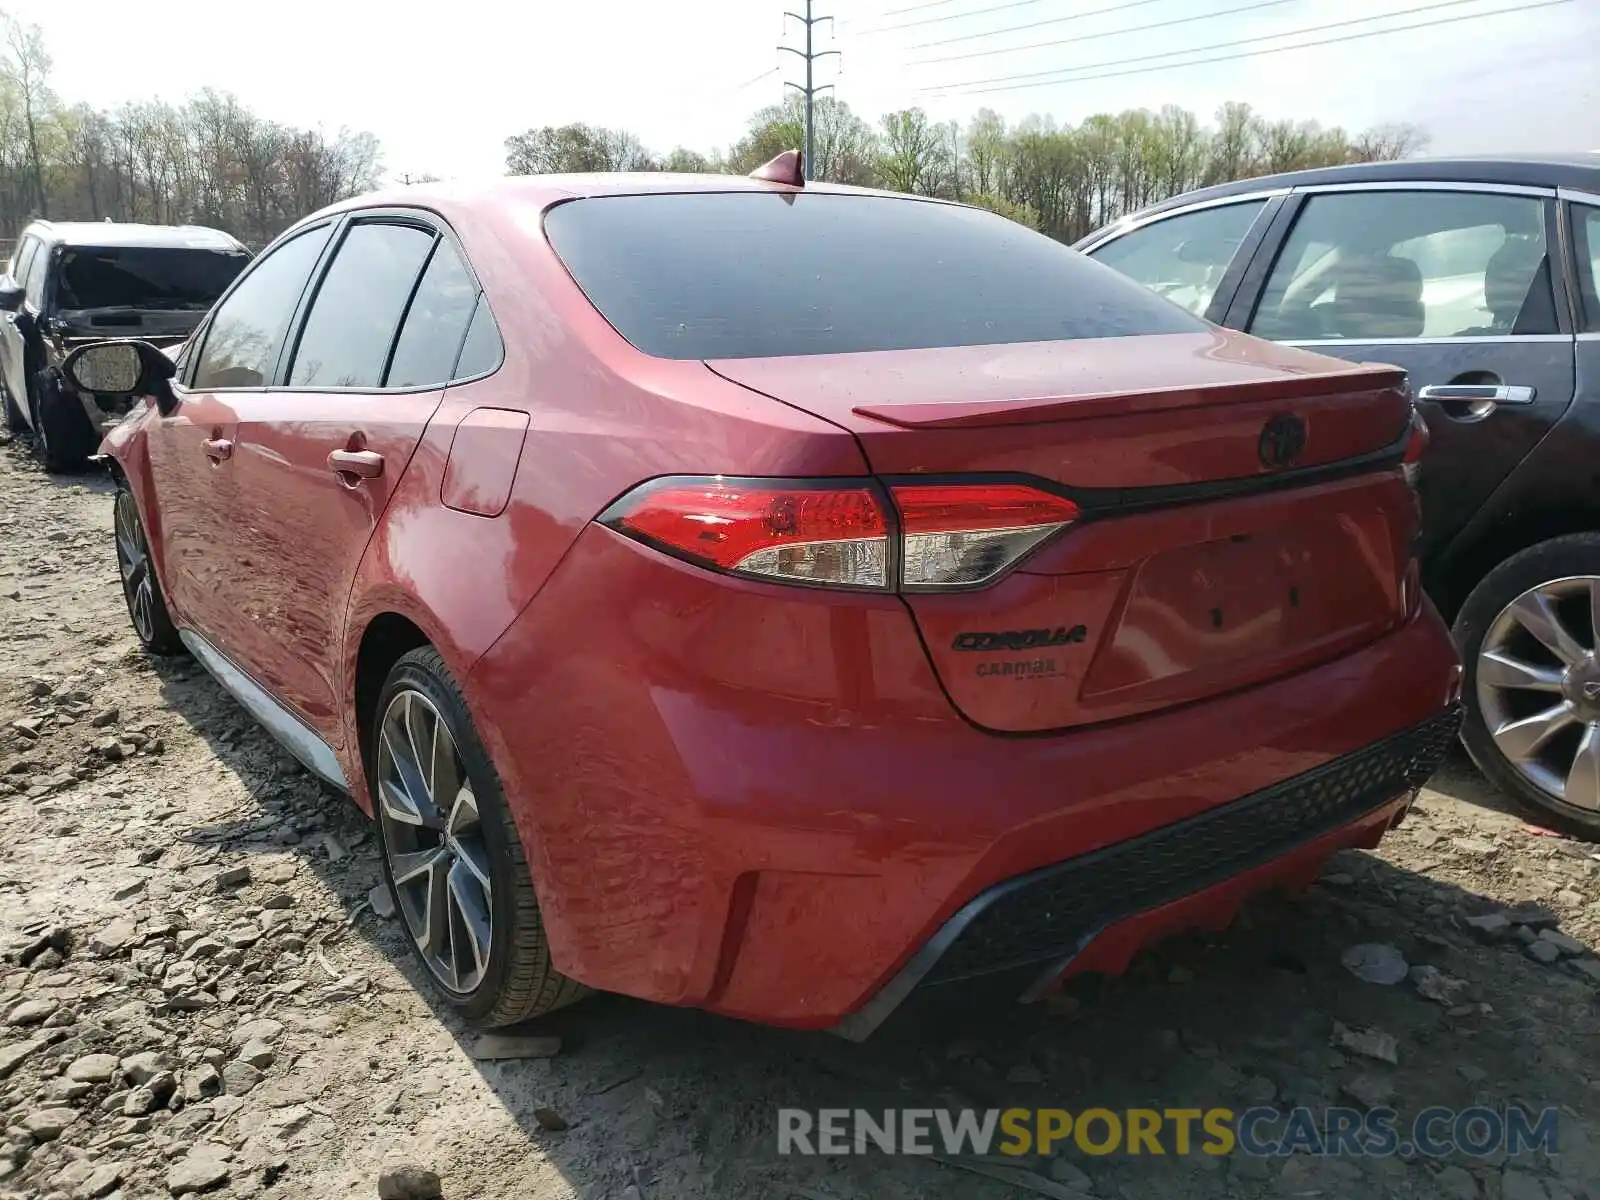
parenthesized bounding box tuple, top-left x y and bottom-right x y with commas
(3, 15, 51, 217)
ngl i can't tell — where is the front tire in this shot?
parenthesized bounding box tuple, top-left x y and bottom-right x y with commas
(371, 647, 587, 1027)
(33, 372, 98, 474)
(1454, 533, 1600, 836)
(113, 484, 183, 655)
(2, 379, 22, 433)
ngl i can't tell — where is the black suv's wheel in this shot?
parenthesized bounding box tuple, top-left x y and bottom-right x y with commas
(371, 647, 587, 1027)
(1454, 533, 1600, 836)
(2, 379, 23, 433)
(113, 483, 182, 655)
(33, 372, 98, 473)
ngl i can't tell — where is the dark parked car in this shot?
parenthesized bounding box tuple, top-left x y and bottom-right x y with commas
(1079, 154, 1600, 835)
(61, 160, 1459, 1036)
(0, 220, 251, 471)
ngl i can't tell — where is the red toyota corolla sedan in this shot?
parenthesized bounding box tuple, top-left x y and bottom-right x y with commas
(63, 160, 1462, 1038)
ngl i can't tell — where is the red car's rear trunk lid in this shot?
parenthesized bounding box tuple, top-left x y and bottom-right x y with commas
(708, 329, 1420, 734)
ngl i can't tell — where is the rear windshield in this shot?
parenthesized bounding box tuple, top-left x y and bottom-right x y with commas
(542, 192, 1205, 359)
(57, 246, 250, 312)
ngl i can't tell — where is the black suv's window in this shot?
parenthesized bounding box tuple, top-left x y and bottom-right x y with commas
(542, 193, 1203, 359)
(385, 239, 479, 388)
(289, 222, 434, 389)
(193, 225, 332, 390)
(56, 247, 249, 312)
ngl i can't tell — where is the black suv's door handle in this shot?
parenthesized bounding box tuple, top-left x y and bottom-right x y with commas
(1417, 383, 1535, 406)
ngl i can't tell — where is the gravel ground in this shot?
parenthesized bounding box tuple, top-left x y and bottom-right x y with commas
(0, 434, 1596, 1200)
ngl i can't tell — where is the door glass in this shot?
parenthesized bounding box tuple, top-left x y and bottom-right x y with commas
(454, 298, 504, 379)
(1251, 190, 1555, 341)
(193, 225, 333, 389)
(289, 223, 434, 389)
(10, 237, 37, 286)
(384, 240, 478, 388)
(1089, 200, 1266, 317)
(23, 242, 50, 308)
(1577, 206, 1600, 333)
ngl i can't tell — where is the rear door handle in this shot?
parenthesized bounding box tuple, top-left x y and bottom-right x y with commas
(328, 448, 384, 481)
(1416, 384, 1536, 406)
(203, 437, 233, 462)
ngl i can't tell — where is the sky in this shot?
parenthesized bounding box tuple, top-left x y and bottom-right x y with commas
(8, 0, 1599, 181)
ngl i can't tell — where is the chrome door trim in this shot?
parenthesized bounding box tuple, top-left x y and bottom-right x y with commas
(1283, 334, 1571, 348)
(1293, 180, 1556, 199)
(179, 628, 350, 792)
(1076, 188, 1288, 252)
(1557, 188, 1600, 206)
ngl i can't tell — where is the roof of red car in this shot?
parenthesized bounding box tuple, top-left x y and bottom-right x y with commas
(312, 171, 906, 223)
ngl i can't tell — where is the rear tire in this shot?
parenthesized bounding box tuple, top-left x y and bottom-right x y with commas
(1454, 533, 1600, 837)
(33, 372, 97, 474)
(371, 647, 588, 1027)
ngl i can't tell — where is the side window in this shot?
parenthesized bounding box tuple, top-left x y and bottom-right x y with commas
(193, 225, 333, 389)
(1089, 200, 1266, 317)
(1250, 190, 1556, 342)
(288, 222, 434, 389)
(1576, 205, 1600, 333)
(385, 240, 478, 388)
(454, 297, 504, 379)
(23, 242, 49, 308)
(10, 236, 37, 286)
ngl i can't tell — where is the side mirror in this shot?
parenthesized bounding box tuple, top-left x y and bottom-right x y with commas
(0, 277, 24, 313)
(61, 339, 179, 416)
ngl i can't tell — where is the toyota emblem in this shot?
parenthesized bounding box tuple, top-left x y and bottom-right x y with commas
(1258, 413, 1306, 470)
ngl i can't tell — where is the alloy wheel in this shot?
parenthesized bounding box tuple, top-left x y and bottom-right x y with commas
(114, 492, 155, 644)
(1475, 575, 1600, 812)
(375, 689, 494, 994)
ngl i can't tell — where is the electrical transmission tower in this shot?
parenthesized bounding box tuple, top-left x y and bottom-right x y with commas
(778, 1, 839, 181)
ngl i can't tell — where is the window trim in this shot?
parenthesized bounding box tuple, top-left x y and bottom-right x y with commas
(1075, 187, 1290, 254)
(1238, 183, 1570, 345)
(185, 220, 337, 392)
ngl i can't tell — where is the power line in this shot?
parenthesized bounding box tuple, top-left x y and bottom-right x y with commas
(779, 1, 840, 181)
(914, 0, 1296, 64)
(922, 0, 1546, 89)
(879, 0, 970, 16)
(922, 0, 1572, 96)
(716, 66, 782, 95)
(909, 0, 1173, 48)
(855, 0, 1057, 35)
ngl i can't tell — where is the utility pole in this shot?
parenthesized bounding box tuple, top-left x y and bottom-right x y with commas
(778, 1, 839, 182)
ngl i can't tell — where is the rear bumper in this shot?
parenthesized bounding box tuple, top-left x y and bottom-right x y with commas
(832, 706, 1459, 1039)
(468, 525, 1463, 1031)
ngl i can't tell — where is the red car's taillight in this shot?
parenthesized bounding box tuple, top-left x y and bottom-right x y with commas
(892, 483, 1080, 589)
(1402, 406, 1429, 489)
(599, 477, 1078, 592)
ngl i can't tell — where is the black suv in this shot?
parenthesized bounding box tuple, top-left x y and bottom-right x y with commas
(1078, 154, 1600, 834)
(1, 220, 250, 471)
